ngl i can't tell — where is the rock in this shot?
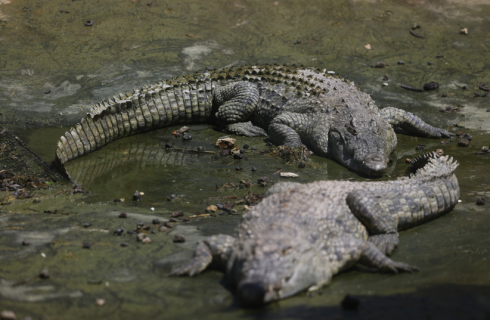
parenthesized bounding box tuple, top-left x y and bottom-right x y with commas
(341, 294, 360, 310)
(257, 176, 271, 187)
(458, 138, 470, 147)
(39, 269, 50, 279)
(159, 226, 168, 232)
(476, 197, 485, 205)
(173, 234, 186, 243)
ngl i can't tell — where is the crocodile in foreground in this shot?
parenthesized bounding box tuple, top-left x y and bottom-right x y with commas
(55, 65, 452, 177)
(170, 152, 460, 306)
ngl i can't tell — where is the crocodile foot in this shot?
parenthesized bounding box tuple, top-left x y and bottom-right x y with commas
(224, 121, 268, 137)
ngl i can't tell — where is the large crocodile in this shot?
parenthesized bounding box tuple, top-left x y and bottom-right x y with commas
(55, 64, 451, 177)
(170, 152, 459, 306)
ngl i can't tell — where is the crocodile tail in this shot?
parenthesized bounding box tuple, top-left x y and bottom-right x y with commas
(55, 80, 215, 167)
(407, 152, 459, 181)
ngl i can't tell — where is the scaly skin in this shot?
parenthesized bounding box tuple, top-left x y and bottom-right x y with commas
(170, 152, 460, 306)
(55, 65, 452, 177)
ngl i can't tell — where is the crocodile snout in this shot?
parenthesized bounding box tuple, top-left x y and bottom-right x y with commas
(364, 154, 388, 175)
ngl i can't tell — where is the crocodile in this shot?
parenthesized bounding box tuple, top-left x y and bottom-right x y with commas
(170, 152, 460, 306)
(55, 64, 452, 177)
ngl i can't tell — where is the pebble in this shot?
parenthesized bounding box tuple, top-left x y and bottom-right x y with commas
(397, 61, 405, 65)
(165, 142, 173, 148)
(341, 294, 360, 310)
(22, 240, 30, 246)
(423, 82, 439, 90)
(120, 242, 129, 247)
(167, 194, 177, 201)
(169, 218, 177, 223)
(164, 222, 173, 228)
(159, 226, 168, 232)
(236, 166, 243, 171)
(95, 298, 105, 306)
(118, 213, 128, 218)
(382, 83, 388, 87)
(82, 242, 91, 249)
(458, 138, 470, 147)
(298, 162, 306, 168)
(173, 234, 186, 243)
(182, 132, 192, 140)
(152, 219, 161, 225)
(251, 166, 257, 171)
(171, 210, 184, 218)
(141, 237, 151, 244)
(243, 144, 250, 149)
(83, 223, 92, 228)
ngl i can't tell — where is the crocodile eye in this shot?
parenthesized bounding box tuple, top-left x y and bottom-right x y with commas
(371, 119, 381, 134)
(346, 117, 359, 135)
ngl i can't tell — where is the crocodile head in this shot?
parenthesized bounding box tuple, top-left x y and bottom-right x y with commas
(231, 232, 328, 307)
(328, 115, 397, 177)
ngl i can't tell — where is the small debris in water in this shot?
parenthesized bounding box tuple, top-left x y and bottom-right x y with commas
(113, 228, 125, 236)
(39, 269, 50, 279)
(120, 242, 129, 247)
(164, 222, 173, 228)
(364, 44, 371, 50)
(182, 132, 192, 140)
(95, 298, 105, 306)
(206, 205, 218, 213)
(132, 190, 142, 201)
(423, 82, 439, 90)
(113, 198, 124, 203)
(87, 280, 102, 285)
(409, 30, 423, 38)
(257, 176, 271, 187)
(72, 184, 84, 194)
(476, 197, 485, 206)
(374, 62, 386, 68)
(280, 172, 299, 178)
(159, 226, 168, 232)
(83, 223, 92, 228)
(82, 242, 91, 249)
(152, 219, 160, 225)
(460, 28, 468, 35)
(251, 166, 257, 171)
(398, 61, 404, 65)
(197, 146, 203, 152)
(236, 167, 243, 171)
(382, 83, 388, 87)
(169, 218, 177, 223)
(165, 142, 173, 148)
(0, 311, 16, 320)
(118, 213, 128, 218)
(171, 210, 184, 218)
(216, 137, 236, 149)
(150, 207, 155, 211)
(298, 162, 306, 168)
(173, 234, 186, 243)
(243, 144, 250, 149)
(22, 240, 30, 246)
(84, 20, 94, 26)
(341, 294, 360, 310)
(167, 194, 177, 201)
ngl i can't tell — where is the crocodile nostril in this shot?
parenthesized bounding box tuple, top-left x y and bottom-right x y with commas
(371, 155, 383, 162)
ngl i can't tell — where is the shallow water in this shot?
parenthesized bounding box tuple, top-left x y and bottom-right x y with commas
(1, 0, 490, 319)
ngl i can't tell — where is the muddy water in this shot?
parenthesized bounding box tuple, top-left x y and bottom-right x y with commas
(1, 0, 490, 319)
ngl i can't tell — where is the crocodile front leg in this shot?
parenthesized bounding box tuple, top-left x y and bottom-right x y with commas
(268, 112, 330, 155)
(380, 107, 452, 138)
(170, 234, 235, 276)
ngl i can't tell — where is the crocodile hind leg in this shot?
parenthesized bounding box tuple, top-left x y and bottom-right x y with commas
(380, 107, 452, 138)
(170, 234, 235, 277)
(213, 81, 266, 136)
(359, 241, 418, 273)
(346, 189, 400, 255)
